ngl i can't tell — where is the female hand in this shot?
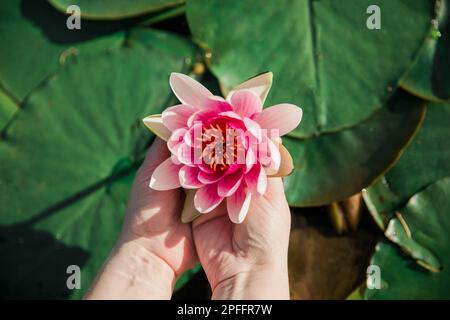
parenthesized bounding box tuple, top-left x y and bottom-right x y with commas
(192, 177, 291, 299)
(87, 139, 291, 300)
(86, 138, 197, 299)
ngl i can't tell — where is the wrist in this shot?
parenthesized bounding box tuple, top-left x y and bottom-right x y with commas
(85, 240, 176, 299)
(211, 263, 290, 300)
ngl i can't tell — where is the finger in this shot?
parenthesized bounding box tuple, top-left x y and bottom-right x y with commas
(194, 178, 286, 228)
(142, 138, 170, 171)
(127, 138, 182, 225)
(136, 137, 171, 184)
(263, 177, 287, 202)
(242, 177, 289, 225)
(192, 201, 228, 229)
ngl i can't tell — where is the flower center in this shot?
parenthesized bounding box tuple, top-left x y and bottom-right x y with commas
(201, 121, 244, 172)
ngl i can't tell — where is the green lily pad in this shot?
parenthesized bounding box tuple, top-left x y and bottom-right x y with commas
(48, 0, 184, 20)
(363, 102, 450, 277)
(365, 177, 450, 299)
(127, 28, 197, 61)
(401, 0, 450, 101)
(186, 0, 433, 138)
(364, 102, 450, 227)
(384, 103, 450, 203)
(0, 172, 133, 299)
(283, 92, 425, 207)
(362, 177, 401, 230)
(0, 0, 133, 102)
(384, 217, 441, 271)
(0, 41, 195, 298)
(0, 88, 19, 133)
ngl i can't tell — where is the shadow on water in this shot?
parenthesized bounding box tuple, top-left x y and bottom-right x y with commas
(172, 269, 211, 300)
(0, 223, 89, 299)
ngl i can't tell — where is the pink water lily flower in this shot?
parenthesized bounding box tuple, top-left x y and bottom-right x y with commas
(143, 72, 302, 224)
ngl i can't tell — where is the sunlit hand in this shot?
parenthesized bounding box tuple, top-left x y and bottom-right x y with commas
(192, 178, 291, 299)
(86, 138, 197, 299)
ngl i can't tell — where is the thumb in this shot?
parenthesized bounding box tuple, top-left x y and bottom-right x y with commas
(243, 176, 290, 226)
(263, 177, 287, 203)
(136, 137, 171, 182)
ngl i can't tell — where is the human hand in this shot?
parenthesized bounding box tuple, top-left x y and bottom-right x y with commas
(87, 138, 291, 300)
(192, 177, 291, 299)
(86, 138, 197, 299)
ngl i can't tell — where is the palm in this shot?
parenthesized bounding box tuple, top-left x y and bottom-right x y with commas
(122, 139, 197, 276)
(192, 178, 291, 288)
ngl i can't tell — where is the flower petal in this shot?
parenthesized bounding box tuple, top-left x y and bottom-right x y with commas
(245, 164, 267, 195)
(243, 117, 262, 142)
(181, 190, 202, 223)
(143, 115, 171, 141)
(245, 145, 257, 173)
(227, 186, 252, 224)
(194, 183, 224, 213)
(259, 136, 281, 172)
(179, 165, 203, 189)
(198, 170, 223, 184)
(149, 157, 182, 190)
(162, 104, 198, 131)
(253, 104, 303, 136)
(183, 122, 202, 147)
(167, 128, 187, 154)
(218, 169, 243, 197)
(203, 96, 233, 112)
(268, 137, 281, 171)
(187, 110, 218, 127)
(218, 111, 242, 121)
(229, 90, 262, 118)
(170, 72, 212, 107)
(227, 72, 273, 104)
(176, 143, 195, 166)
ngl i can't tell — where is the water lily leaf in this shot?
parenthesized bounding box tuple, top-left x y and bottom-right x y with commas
(364, 102, 450, 228)
(383, 104, 450, 202)
(186, 0, 433, 138)
(384, 216, 441, 271)
(401, 0, 450, 101)
(48, 0, 184, 20)
(127, 28, 197, 61)
(365, 177, 450, 299)
(0, 88, 19, 133)
(0, 0, 135, 102)
(0, 41, 195, 298)
(283, 92, 425, 207)
(362, 177, 402, 230)
(363, 102, 450, 280)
